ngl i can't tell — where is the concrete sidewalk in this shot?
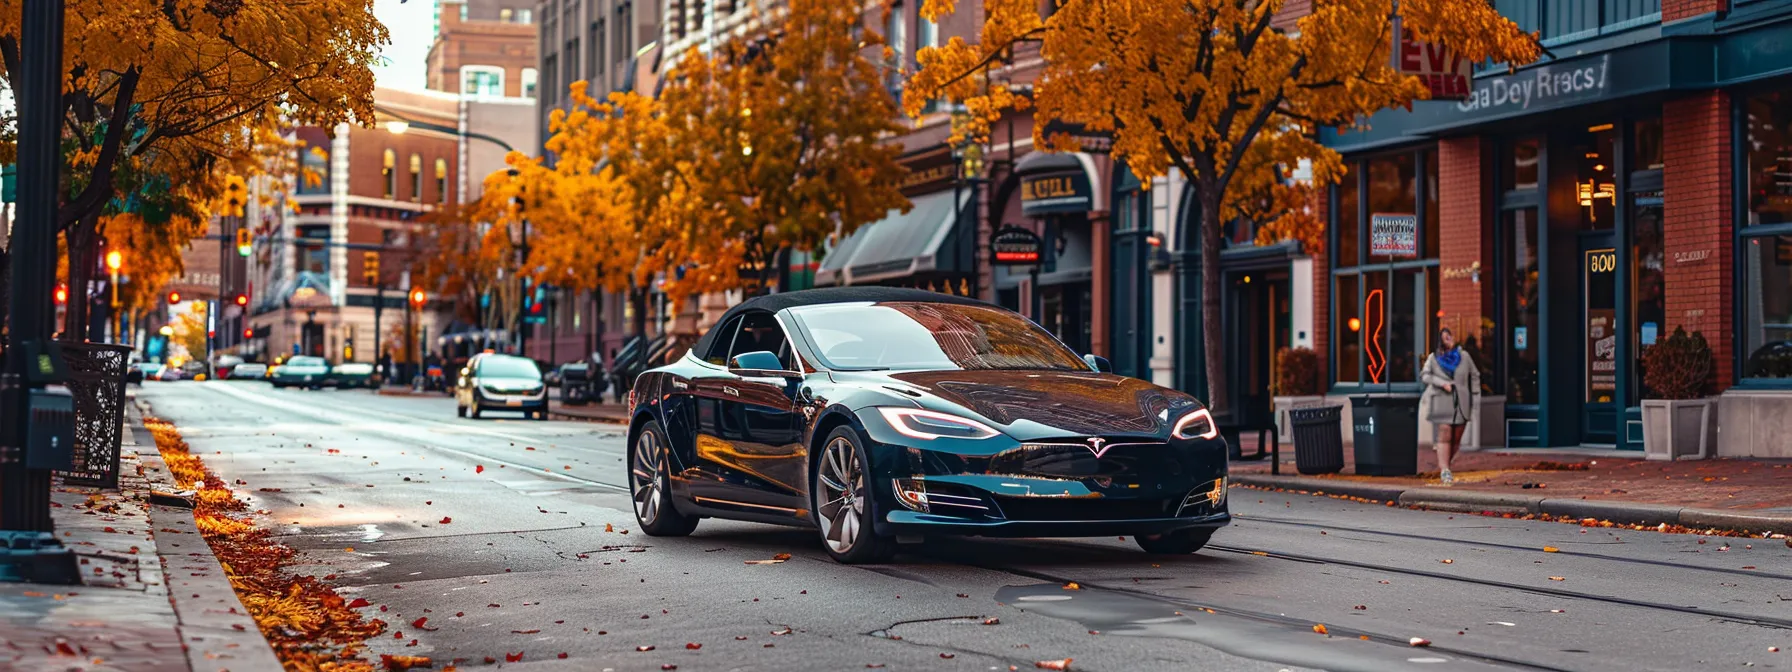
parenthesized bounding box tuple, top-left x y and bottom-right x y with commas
(0, 405, 278, 671)
(1230, 442, 1792, 536)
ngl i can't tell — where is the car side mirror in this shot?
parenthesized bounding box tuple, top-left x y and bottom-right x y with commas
(1083, 354, 1112, 374)
(729, 351, 801, 380)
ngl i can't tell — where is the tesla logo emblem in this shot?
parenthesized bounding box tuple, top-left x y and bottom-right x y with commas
(1085, 437, 1111, 458)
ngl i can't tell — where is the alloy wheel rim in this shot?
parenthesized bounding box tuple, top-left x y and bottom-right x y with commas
(632, 430, 662, 526)
(816, 437, 864, 553)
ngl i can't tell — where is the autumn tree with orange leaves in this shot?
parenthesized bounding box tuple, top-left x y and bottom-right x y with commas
(905, 0, 1539, 416)
(0, 0, 384, 337)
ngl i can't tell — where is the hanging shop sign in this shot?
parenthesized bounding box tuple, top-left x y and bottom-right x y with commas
(1368, 213, 1420, 258)
(990, 225, 1044, 265)
(899, 147, 961, 197)
(1039, 120, 1114, 154)
(1020, 171, 1094, 216)
(1390, 16, 1473, 100)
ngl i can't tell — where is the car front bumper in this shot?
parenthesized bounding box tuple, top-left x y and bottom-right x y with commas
(475, 390, 547, 409)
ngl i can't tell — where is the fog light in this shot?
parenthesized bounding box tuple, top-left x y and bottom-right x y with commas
(1207, 476, 1228, 506)
(892, 478, 930, 513)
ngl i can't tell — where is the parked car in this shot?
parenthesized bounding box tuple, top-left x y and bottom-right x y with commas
(181, 361, 209, 380)
(455, 353, 547, 420)
(158, 365, 184, 382)
(271, 356, 331, 389)
(215, 355, 244, 379)
(331, 362, 375, 389)
(228, 363, 268, 380)
(128, 362, 160, 385)
(625, 287, 1228, 564)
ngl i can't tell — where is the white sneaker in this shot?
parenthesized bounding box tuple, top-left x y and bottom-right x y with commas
(1440, 470, 1454, 485)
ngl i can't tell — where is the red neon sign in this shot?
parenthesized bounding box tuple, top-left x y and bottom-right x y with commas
(1364, 288, 1386, 384)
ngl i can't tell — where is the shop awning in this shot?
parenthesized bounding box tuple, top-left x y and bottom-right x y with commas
(816, 190, 969, 286)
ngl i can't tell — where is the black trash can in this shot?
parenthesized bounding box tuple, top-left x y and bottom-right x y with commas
(1287, 405, 1344, 475)
(1350, 396, 1420, 476)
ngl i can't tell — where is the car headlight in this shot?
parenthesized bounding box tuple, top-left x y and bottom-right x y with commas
(877, 407, 1000, 440)
(1171, 408, 1219, 440)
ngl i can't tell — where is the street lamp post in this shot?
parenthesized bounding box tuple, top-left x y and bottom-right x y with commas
(105, 250, 123, 343)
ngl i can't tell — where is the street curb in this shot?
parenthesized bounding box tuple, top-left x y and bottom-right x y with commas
(128, 402, 284, 671)
(548, 408, 629, 424)
(1400, 487, 1544, 515)
(1231, 473, 1791, 536)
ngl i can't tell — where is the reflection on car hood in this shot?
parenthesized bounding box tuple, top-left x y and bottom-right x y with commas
(878, 370, 1197, 437)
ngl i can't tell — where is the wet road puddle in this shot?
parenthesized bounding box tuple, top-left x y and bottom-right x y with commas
(994, 583, 1522, 672)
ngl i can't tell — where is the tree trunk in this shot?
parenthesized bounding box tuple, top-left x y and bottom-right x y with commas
(1197, 185, 1231, 420)
(63, 214, 100, 340)
(628, 285, 648, 337)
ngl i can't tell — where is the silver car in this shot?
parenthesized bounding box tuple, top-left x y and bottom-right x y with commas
(455, 354, 548, 420)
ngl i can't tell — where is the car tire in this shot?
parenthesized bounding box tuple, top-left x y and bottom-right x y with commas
(812, 426, 896, 564)
(631, 420, 698, 537)
(1135, 528, 1215, 555)
(272, 383, 285, 389)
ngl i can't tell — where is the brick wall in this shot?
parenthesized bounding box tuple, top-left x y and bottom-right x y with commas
(1273, 0, 1312, 31)
(1663, 0, 1727, 22)
(1662, 91, 1735, 386)
(1436, 137, 1495, 351)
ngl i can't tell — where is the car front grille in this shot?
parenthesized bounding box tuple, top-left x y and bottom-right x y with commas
(991, 496, 1180, 522)
(989, 440, 1187, 479)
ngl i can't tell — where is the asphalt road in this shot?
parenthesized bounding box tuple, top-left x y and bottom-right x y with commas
(137, 381, 1790, 672)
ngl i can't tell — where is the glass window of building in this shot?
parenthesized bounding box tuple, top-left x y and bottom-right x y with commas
(434, 158, 449, 204)
(299, 225, 330, 274)
(886, 2, 907, 99)
(298, 145, 328, 196)
(1633, 117, 1664, 171)
(1632, 190, 1665, 398)
(462, 67, 504, 98)
(1504, 137, 1540, 192)
(1575, 123, 1617, 230)
(1504, 208, 1541, 403)
(1742, 92, 1792, 379)
(1331, 149, 1440, 388)
(381, 149, 396, 200)
(522, 68, 538, 98)
(409, 154, 423, 203)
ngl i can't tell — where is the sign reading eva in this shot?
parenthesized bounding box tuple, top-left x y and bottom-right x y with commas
(1390, 17, 1472, 101)
(990, 225, 1044, 266)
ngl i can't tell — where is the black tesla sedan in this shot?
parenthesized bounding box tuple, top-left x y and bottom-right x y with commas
(625, 287, 1228, 564)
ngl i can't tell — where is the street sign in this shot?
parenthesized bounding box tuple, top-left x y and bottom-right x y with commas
(1390, 16, 1472, 101)
(990, 225, 1044, 265)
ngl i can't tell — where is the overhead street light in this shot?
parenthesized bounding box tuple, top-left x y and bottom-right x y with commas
(385, 120, 411, 135)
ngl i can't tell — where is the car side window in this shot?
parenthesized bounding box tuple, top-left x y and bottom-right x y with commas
(729, 312, 793, 370)
(705, 316, 743, 366)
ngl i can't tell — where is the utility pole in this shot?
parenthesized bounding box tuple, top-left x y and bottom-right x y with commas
(366, 252, 383, 380)
(2, 0, 69, 542)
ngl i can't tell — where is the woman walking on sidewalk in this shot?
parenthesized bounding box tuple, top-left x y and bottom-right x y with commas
(1422, 328, 1480, 484)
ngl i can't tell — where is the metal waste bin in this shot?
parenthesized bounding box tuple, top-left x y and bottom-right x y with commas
(56, 342, 133, 488)
(1287, 405, 1344, 475)
(1350, 395, 1420, 476)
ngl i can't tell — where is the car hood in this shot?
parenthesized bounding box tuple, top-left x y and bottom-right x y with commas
(845, 370, 1202, 439)
(477, 376, 542, 390)
(280, 366, 327, 374)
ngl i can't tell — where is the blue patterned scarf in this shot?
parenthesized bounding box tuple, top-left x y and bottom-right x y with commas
(1436, 346, 1461, 377)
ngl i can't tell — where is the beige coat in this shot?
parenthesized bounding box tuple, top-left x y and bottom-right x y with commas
(1421, 349, 1481, 427)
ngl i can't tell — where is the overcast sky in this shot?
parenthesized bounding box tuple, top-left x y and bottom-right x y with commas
(372, 0, 439, 91)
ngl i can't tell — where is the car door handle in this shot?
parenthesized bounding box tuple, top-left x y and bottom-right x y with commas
(723, 385, 740, 397)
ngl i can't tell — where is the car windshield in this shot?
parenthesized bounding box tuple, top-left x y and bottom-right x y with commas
(792, 302, 1088, 372)
(289, 357, 325, 367)
(479, 357, 541, 379)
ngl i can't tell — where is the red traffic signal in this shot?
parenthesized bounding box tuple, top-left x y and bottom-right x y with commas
(167, 291, 181, 305)
(243, 328, 254, 339)
(408, 288, 426, 307)
(234, 293, 248, 307)
(54, 284, 68, 305)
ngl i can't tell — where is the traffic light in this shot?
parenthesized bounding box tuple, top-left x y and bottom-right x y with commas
(222, 175, 247, 217)
(408, 288, 426, 308)
(105, 250, 123, 271)
(362, 252, 381, 285)
(236, 228, 252, 257)
(234, 293, 248, 307)
(54, 284, 67, 305)
(243, 328, 253, 339)
(167, 290, 181, 305)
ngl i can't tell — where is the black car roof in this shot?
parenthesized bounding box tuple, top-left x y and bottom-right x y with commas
(693, 287, 991, 360)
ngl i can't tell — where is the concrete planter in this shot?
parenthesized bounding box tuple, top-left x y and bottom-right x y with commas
(1273, 395, 1328, 438)
(1641, 398, 1716, 461)
(1715, 390, 1792, 458)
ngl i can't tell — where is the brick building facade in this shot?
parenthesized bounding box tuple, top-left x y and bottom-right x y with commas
(427, 0, 540, 99)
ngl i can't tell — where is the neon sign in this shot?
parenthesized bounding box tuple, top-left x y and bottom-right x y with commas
(1365, 288, 1386, 384)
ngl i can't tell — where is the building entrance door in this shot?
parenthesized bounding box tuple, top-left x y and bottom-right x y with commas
(1223, 268, 1290, 433)
(1582, 242, 1620, 444)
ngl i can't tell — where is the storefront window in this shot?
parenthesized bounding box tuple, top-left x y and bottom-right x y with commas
(1575, 124, 1617, 230)
(1633, 118, 1664, 171)
(1505, 209, 1541, 403)
(1505, 138, 1540, 192)
(1336, 170, 1359, 268)
(1741, 92, 1792, 380)
(1331, 149, 1439, 388)
(1632, 191, 1665, 399)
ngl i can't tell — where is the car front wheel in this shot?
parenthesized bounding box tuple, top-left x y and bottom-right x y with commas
(1135, 528, 1215, 555)
(813, 427, 895, 564)
(631, 421, 697, 536)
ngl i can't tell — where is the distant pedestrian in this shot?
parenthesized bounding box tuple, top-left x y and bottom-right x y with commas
(1421, 327, 1480, 485)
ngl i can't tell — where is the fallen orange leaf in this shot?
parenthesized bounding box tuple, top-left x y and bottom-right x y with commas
(1409, 637, 1431, 647)
(439, 517, 452, 525)
(379, 654, 433, 670)
(773, 553, 792, 561)
(1548, 576, 1565, 581)
(1312, 624, 1328, 635)
(505, 652, 524, 662)
(1036, 659, 1072, 670)
(1063, 582, 1081, 590)
(1543, 546, 1559, 553)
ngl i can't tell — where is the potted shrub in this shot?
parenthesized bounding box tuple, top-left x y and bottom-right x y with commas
(1271, 347, 1326, 438)
(1641, 327, 1717, 461)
